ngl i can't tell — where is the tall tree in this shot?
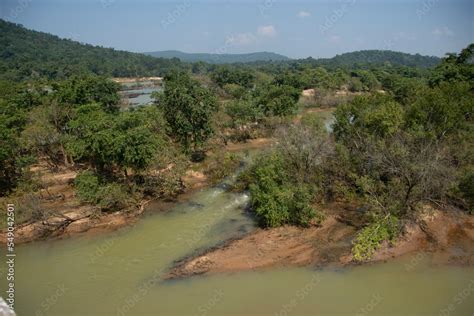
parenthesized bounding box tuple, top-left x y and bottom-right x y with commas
(154, 71, 218, 154)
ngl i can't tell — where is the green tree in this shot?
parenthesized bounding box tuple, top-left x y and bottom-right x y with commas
(255, 84, 300, 117)
(154, 72, 218, 153)
(52, 75, 120, 112)
(67, 104, 162, 176)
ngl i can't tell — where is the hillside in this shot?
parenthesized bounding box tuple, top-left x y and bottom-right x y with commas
(145, 50, 290, 64)
(312, 50, 440, 68)
(0, 19, 184, 81)
(0, 19, 441, 82)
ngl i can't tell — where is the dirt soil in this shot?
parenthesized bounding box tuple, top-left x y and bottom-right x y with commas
(165, 205, 474, 280)
(0, 164, 150, 244)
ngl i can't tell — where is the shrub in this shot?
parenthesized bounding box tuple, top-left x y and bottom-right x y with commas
(247, 152, 321, 227)
(96, 183, 131, 212)
(459, 171, 474, 213)
(74, 170, 100, 203)
(0, 194, 44, 229)
(74, 170, 133, 212)
(352, 215, 399, 261)
(205, 152, 242, 185)
(223, 83, 246, 99)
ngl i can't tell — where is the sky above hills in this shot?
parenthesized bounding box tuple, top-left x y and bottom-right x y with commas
(1, 0, 472, 58)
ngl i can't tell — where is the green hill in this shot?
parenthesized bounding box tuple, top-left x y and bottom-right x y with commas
(144, 50, 291, 64)
(0, 19, 184, 81)
(309, 50, 440, 68)
(0, 19, 441, 82)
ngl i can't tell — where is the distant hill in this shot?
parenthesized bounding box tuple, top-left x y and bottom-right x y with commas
(0, 19, 185, 81)
(308, 50, 441, 68)
(144, 50, 291, 64)
(0, 19, 441, 82)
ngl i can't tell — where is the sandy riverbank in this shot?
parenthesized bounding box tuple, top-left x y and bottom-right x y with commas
(165, 205, 474, 279)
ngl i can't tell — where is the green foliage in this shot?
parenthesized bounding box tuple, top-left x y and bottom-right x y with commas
(52, 76, 120, 112)
(211, 65, 255, 88)
(225, 98, 262, 128)
(67, 104, 163, 173)
(95, 183, 131, 212)
(74, 170, 100, 203)
(459, 171, 474, 213)
(318, 50, 440, 68)
(405, 82, 474, 139)
(0, 19, 185, 81)
(146, 50, 290, 64)
(334, 94, 405, 141)
(222, 83, 247, 99)
(429, 44, 474, 88)
(74, 170, 133, 212)
(155, 71, 218, 152)
(205, 152, 242, 185)
(0, 194, 44, 229)
(0, 81, 43, 195)
(348, 77, 364, 92)
(246, 152, 323, 228)
(351, 70, 381, 91)
(255, 84, 300, 117)
(352, 215, 399, 261)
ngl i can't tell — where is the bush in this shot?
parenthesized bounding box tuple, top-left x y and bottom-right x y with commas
(205, 152, 242, 185)
(352, 215, 399, 261)
(74, 170, 133, 212)
(0, 194, 44, 229)
(96, 183, 131, 212)
(225, 98, 261, 128)
(247, 152, 322, 227)
(459, 171, 474, 213)
(223, 83, 246, 99)
(74, 170, 100, 203)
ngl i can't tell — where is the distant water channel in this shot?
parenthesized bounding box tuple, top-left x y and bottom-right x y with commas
(119, 80, 162, 108)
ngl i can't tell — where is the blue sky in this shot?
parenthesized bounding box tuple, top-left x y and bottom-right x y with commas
(1, 0, 473, 58)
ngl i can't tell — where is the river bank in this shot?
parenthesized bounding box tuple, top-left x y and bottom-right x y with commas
(0, 138, 273, 245)
(165, 205, 474, 279)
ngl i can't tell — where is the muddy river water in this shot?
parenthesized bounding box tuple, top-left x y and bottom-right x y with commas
(4, 182, 473, 315)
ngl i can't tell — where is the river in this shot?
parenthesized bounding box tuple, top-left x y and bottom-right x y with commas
(2, 111, 474, 316)
(118, 81, 162, 108)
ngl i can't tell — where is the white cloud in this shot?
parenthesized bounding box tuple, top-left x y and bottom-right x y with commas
(328, 35, 341, 44)
(298, 11, 311, 18)
(257, 25, 277, 38)
(432, 26, 454, 37)
(226, 32, 257, 46)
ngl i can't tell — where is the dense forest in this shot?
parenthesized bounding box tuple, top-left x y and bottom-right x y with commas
(0, 18, 472, 261)
(0, 19, 185, 81)
(2, 19, 441, 81)
(145, 50, 290, 64)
